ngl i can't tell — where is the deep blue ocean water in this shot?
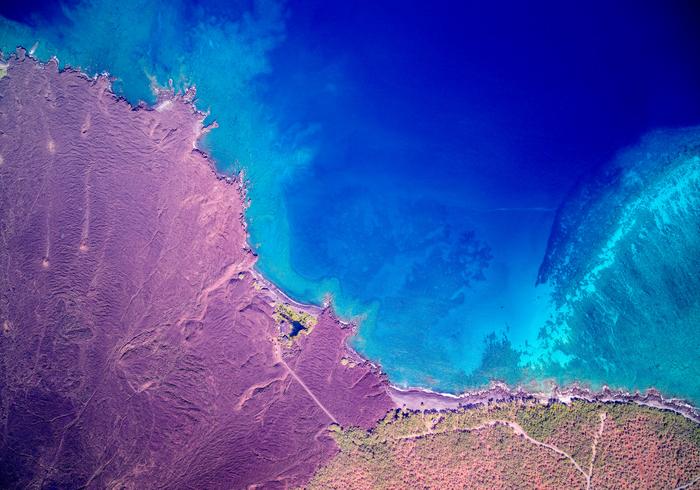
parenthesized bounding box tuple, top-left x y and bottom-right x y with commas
(2, 0, 699, 398)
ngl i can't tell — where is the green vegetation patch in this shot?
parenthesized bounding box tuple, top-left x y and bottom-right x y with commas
(605, 403, 700, 447)
(308, 400, 700, 490)
(516, 400, 602, 441)
(273, 303, 318, 339)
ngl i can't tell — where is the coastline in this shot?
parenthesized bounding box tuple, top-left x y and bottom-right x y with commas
(246, 257, 700, 425)
(11, 49, 698, 427)
(249, 267, 325, 316)
(388, 382, 700, 424)
(137, 60, 700, 428)
(207, 87, 700, 425)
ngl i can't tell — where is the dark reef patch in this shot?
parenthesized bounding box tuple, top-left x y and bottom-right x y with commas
(536, 128, 700, 400)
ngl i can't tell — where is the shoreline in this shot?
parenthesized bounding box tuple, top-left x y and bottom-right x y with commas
(388, 382, 700, 424)
(12, 49, 698, 425)
(248, 267, 326, 316)
(247, 258, 700, 424)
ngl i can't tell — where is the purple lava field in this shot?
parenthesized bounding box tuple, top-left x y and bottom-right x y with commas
(0, 52, 393, 488)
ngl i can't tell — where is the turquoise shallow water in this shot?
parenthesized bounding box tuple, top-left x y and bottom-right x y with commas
(2, 0, 699, 401)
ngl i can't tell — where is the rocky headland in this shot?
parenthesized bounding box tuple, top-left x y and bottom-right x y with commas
(0, 51, 697, 489)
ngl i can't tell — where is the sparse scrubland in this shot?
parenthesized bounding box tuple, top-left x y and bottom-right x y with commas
(307, 401, 700, 489)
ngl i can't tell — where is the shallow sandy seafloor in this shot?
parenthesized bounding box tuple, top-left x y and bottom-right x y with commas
(0, 51, 698, 489)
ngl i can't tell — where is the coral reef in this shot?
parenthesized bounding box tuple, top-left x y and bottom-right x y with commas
(0, 51, 698, 490)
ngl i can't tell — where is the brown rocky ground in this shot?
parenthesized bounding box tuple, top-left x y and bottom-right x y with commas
(2, 50, 699, 490)
(0, 51, 392, 489)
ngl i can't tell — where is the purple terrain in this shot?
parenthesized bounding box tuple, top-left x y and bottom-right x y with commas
(0, 51, 393, 489)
